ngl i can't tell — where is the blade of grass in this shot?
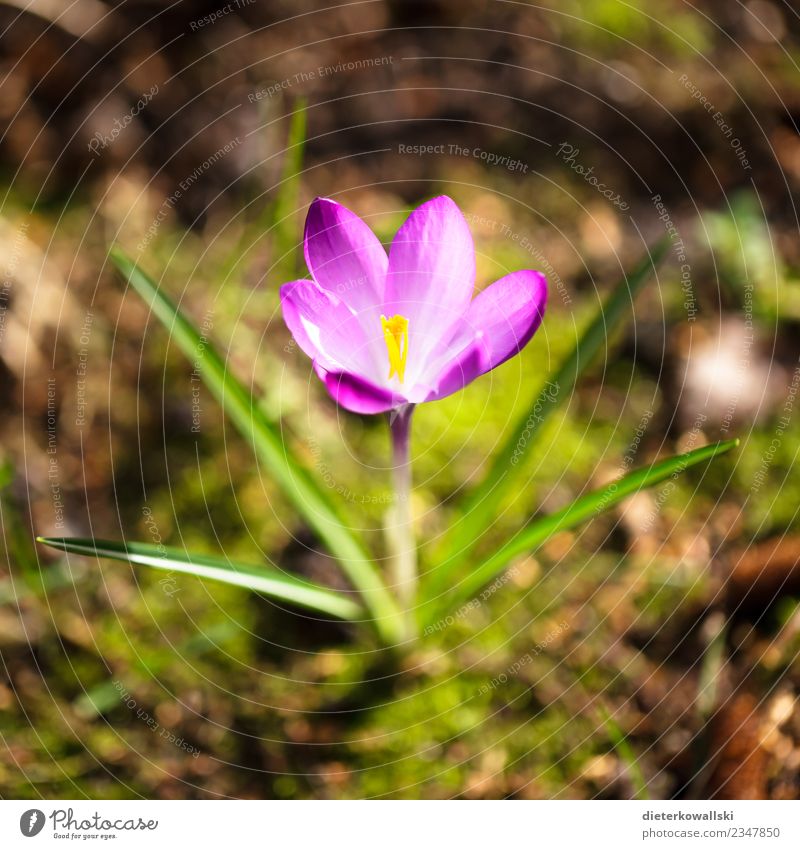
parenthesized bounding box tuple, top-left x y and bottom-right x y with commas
(598, 705, 649, 800)
(272, 98, 307, 277)
(0, 459, 50, 597)
(109, 249, 404, 642)
(221, 99, 308, 286)
(74, 621, 240, 719)
(0, 566, 76, 605)
(37, 536, 364, 621)
(429, 240, 669, 597)
(696, 612, 728, 719)
(426, 439, 738, 621)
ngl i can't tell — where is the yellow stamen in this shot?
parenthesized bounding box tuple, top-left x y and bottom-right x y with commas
(381, 314, 409, 383)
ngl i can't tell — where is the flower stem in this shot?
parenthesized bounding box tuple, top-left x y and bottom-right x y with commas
(388, 404, 417, 630)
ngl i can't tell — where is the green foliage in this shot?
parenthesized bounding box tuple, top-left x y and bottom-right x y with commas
(39, 242, 737, 650)
(542, 0, 711, 55)
(36, 536, 364, 621)
(702, 190, 800, 321)
(598, 705, 649, 799)
(107, 248, 403, 644)
(423, 439, 738, 622)
(429, 239, 669, 588)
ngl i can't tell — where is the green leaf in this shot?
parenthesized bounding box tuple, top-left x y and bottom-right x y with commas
(0, 459, 48, 597)
(217, 102, 307, 288)
(598, 705, 649, 800)
(427, 439, 738, 621)
(108, 249, 404, 644)
(429, 240, 669, 596)
(272, 99, 307, 272)
(37, 536, 363, 621)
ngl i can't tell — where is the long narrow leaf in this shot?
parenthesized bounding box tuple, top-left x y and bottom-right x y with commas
(272, 99, 307, 277)
(218, 102, 307, 288)
(37, 536, 364, 621)
(109, 249, 404, 643)
(598, 705, 649, 800)
(427, 438, 738, 620)
(431, 240, 669, 595)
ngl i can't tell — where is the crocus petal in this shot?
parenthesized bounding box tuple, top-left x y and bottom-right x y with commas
(384, 196, 476, 381)
(322, 370, 400, 414)
(419, 269, 547, 400)
(423, 337, 490, 402)
(463, 269, 547, 370)
(280, 280, 380, 381)
(303, 198, 388, 313)
(281, 195, 548, 416)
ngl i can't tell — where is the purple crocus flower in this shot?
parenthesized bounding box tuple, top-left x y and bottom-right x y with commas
(280, 196, 547, 414)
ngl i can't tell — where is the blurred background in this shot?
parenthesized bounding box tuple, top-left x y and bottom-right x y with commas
(1, 0, 800, 799)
